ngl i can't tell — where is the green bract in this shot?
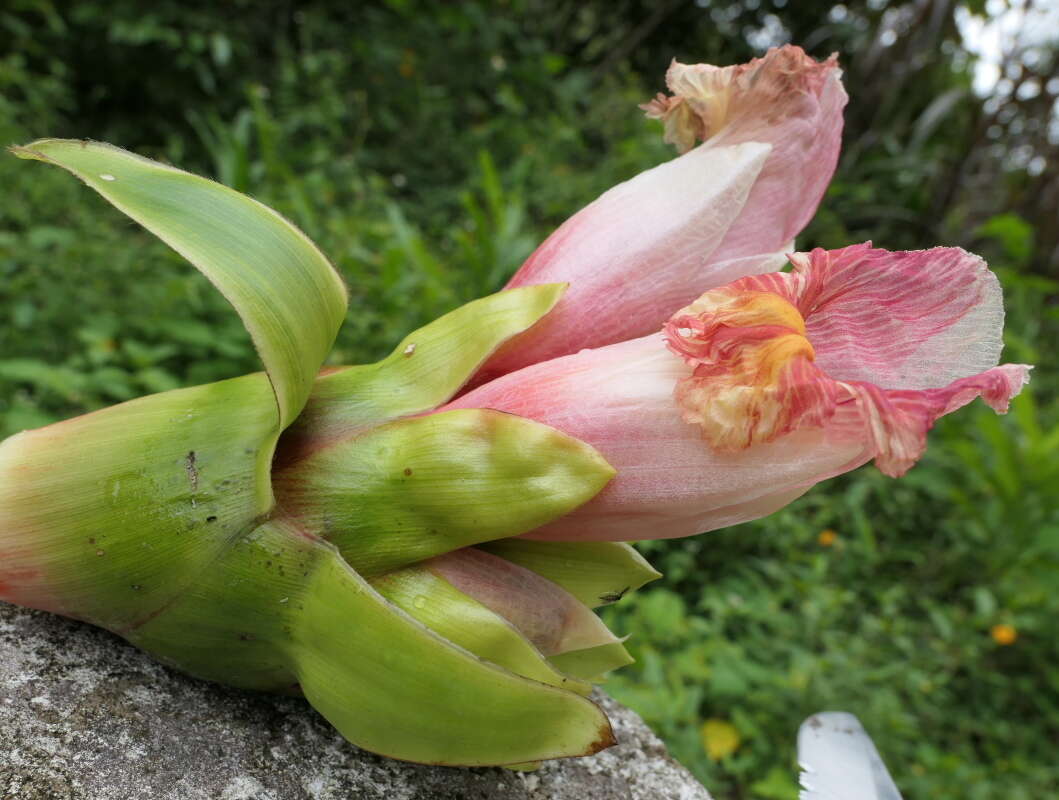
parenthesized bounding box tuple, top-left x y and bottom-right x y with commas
(287, 282, 569, 440)
(275, 409, 615, 576)
(10, 139, 347, 427)
(479, 539, 663, 608)
(0, 140, 660, 766)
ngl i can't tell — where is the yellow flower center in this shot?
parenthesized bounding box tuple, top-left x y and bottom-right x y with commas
(668, 290, 819, 450)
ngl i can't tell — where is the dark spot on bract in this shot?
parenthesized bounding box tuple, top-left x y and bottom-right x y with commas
(184, 451, 199, 491)
(206, 515, 217, 523)
(403, 467, 413, 476)
(587, 722, 617, 754)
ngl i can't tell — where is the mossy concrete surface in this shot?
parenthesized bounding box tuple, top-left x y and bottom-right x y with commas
(0, 602, 711, 800)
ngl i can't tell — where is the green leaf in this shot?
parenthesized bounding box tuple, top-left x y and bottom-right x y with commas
(371, 561, 591, 695)
(479, 539, 662, 607)
(0, 373, 279, 631)
(274, 408, 615, 576)
(286, 284, 566, 446)
(11, 139, 347, 426)
(131, 519, 614, 765)
(0, 358, 87, 401)
(749, 765, 800, 799)
(975, 212, 1035, 268)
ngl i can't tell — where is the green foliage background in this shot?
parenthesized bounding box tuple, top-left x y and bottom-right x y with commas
(2, 1, 1056, 797)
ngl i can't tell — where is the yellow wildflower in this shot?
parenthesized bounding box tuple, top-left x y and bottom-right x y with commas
(991, 624, 1017, 645)
(701, 718, 741, 760)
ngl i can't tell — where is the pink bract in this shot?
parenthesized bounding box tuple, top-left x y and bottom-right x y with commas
(470, 45, 848, 387)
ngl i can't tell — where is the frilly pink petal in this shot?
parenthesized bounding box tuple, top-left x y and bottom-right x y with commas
(787, 244, 1009, 388)
(698, 46, 847, 267)
(667, 243, 1033, 478)
(645, 47, 841, 154)
(833, 364, 1032, 477)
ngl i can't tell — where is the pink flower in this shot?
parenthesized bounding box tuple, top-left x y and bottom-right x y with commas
(447, 244, 1031, 541)
(472, 45, 847, 385)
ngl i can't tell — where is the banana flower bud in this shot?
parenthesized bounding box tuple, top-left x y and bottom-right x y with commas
(474, 45, 847, 384)
(0, 140, 661, 767)
(448, 244, 1031, 541)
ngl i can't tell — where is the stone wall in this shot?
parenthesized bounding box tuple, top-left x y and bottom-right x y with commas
(0, 602, 711, 800)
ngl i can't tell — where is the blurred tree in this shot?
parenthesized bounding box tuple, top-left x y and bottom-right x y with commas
(2, 0, 1055, 273)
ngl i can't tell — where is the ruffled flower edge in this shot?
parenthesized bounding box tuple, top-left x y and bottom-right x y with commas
(664, 244, 1032, 477)
(641, 45, 840, 153)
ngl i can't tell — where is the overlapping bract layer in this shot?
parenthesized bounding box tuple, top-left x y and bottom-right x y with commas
(2, 138, 347, 624)
(0, 141, 645, 767)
